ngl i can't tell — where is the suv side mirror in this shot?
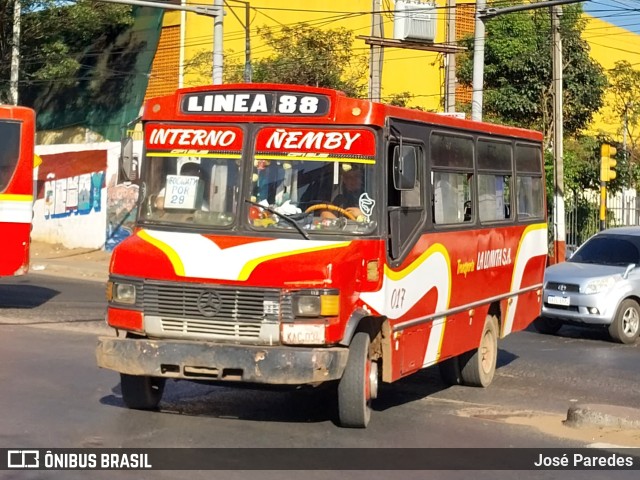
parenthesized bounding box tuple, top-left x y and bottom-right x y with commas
(623, 263, 636, 279)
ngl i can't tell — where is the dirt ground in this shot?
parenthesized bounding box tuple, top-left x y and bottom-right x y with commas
(29, 241, 111, 282)
(454, 404, 640, 448)
(30, 241, 111, 261)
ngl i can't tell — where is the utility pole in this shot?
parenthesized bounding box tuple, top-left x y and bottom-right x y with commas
(623, 102, 629, 160)
(243, 2, 251, 82)
(369, 0, 383, 102)
(213, 0, 224, 84)
(225, 1, 252, 82)
(10, 0, 21, 105)
(471, 0, 486, 121)
(445, 0, 456, 112)
(551, 6, 565, 263)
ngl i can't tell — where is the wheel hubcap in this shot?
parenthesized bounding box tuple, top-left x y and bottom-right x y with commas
(480, 331, 495, 373)
(368, 361, 379, 400)
(622, 308, 640, 336)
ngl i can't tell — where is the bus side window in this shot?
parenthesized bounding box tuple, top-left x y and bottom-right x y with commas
(515, 143, 544, 219)
(433, 172, 472, 224)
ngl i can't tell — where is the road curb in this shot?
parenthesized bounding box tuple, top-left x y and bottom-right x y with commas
(565, 403, 640, 429)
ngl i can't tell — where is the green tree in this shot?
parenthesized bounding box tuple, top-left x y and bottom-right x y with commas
(607, 60, 640, 167)
(456, 3, 607, 145)
(221, 24, 367, 97)
(0, 0, 134, 103)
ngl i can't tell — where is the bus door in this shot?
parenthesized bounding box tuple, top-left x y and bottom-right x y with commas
(386, 119, 427, 263)
(385, 120, 432, 375)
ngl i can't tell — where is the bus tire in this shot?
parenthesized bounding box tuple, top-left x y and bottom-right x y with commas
(459, 316, 498, 388)
(338, 332, 377, 428)
(120, 373, 166, 410)
(438, 356, 462, 386)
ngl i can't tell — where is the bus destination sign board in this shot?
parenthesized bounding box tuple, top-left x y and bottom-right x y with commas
(180, 91, 330, 116)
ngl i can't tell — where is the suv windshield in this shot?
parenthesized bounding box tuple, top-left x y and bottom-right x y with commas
(570, 235, 640, 266)
(247, 126, 378, 235)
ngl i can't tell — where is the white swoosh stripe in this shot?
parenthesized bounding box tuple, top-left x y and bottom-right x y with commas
(360, 250, 450, 320)
(360, 249, 451, 367)
(503, 226, 548, 335)
(143, 230, 346, 280)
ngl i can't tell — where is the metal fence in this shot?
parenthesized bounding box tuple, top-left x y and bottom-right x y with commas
(563, 188, 640, 251)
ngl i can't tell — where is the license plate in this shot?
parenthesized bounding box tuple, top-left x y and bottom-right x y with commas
(548, 295, 570, 306)
(281, 324, 325, 345)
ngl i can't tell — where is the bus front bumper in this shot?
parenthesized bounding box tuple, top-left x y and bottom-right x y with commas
(96, 337, 349, 385)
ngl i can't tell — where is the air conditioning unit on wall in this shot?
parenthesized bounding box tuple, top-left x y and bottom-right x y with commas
(393, 0, 437, 42)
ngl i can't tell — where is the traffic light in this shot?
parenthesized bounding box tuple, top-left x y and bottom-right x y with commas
(600, 143, 618, 182)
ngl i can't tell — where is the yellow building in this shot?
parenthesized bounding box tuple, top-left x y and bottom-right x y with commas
(581, 14, 640, 140)
(144, 1, 640, 141)
(146, 0, 475, 111)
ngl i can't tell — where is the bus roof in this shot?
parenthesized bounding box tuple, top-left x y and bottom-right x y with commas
(142, 83, 543, 143)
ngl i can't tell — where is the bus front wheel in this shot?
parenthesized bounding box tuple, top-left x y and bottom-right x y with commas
(338, 332, 378, 428)
(120, 373, 166, 410)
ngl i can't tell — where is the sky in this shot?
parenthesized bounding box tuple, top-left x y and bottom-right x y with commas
(584, 0, 640, 34)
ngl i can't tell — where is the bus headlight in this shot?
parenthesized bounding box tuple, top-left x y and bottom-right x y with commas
(292, 290, 339, 317)
(108, 281, 137, 305)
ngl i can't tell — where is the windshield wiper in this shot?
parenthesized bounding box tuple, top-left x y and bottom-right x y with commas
(245, 199, 310, 240)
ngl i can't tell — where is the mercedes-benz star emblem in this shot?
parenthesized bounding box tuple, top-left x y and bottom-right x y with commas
(196, 290, 222, 317)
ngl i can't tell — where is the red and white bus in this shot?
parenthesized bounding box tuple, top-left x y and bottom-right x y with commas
(97, 84, 547, 427)
(0, 105, 35, 277)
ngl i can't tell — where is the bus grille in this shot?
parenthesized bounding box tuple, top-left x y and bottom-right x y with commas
(143, 281, 291, 340)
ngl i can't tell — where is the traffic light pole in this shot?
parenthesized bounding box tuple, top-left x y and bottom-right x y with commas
(599, 181, 607, 231)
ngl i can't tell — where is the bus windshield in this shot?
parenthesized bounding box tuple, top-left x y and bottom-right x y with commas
(139, 124, 378, 235)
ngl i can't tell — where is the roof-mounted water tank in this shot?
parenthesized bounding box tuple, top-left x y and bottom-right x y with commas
(393, 0, 437, 42)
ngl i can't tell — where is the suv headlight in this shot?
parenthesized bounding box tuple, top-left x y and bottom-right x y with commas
(583, 276, 616, 294)
(107, 281, 137, 305)
(292, 289, 339, 317)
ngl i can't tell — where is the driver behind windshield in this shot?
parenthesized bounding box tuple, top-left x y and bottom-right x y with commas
(321, 165, 364, 220)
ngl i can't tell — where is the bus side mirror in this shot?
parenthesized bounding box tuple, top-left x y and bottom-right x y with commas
(393, 145, 416, 191)
(121, 137, 138, 181)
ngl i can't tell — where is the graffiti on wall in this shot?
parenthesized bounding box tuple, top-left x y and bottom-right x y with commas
(37, 149, 108, 219)
(43, 172, 104, 219)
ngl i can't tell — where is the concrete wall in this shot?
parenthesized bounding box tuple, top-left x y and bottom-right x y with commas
(33, 142, 140, 251)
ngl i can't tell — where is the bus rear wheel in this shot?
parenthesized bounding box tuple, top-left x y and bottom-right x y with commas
(120, 373, 166, 410)
(459, 316, 499, 388)
(338, 332, 378, 428)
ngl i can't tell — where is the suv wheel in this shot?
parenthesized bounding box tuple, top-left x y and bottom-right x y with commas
(609, 299, 640, 344)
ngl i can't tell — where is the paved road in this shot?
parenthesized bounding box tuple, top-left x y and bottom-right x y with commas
(2, 272, 640, 479)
